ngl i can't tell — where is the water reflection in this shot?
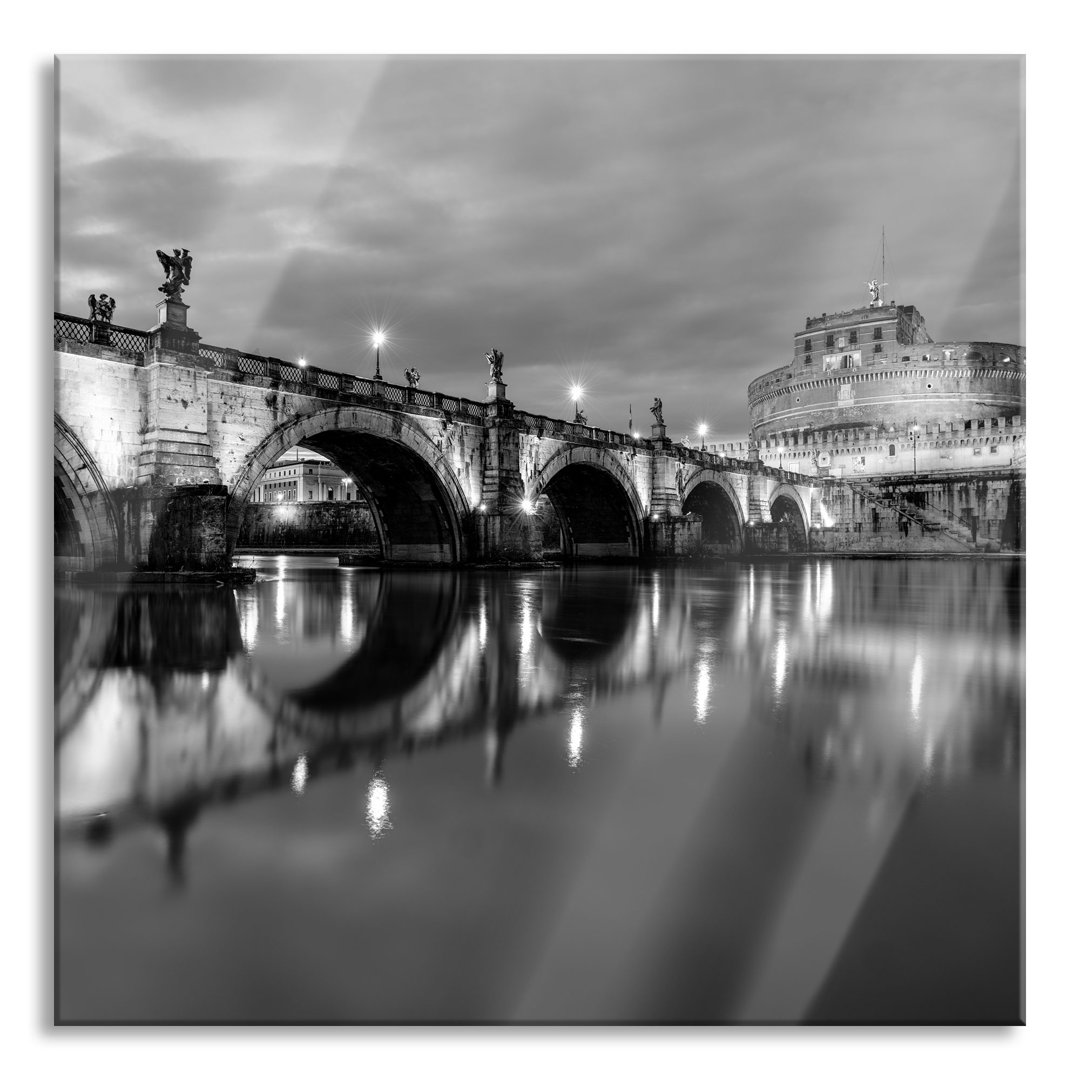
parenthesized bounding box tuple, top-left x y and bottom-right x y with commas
(55, 557, 1022, 1023)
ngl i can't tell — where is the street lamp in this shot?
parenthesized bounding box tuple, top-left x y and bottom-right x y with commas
(698, 422, 708, 450)
(570, 383, 585, 423)
(908, 422, 921, 476)
(372, 330, 386, 381)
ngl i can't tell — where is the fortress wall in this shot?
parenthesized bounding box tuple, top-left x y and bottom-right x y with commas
(750, 364, 1025, 438)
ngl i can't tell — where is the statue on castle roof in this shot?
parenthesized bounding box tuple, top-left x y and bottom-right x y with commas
(87, 293, 116, 325)
(486, 347, 504, 382)
(156, 247, 193, 300)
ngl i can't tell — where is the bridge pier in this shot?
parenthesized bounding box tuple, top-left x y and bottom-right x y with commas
(144, 484, 230, 572)
(478, 385, 541, 561)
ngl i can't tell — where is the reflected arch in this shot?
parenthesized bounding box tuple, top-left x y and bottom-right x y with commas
(227, 408, 473, 564)
(530, 447, 645, 559)
(682, 470, 745, 554)
(54, 415, 119, 569)
(769, 484, 809, 552)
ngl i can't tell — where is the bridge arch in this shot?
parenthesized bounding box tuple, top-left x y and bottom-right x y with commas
(227, 407, 473, 564)
(769, 483, 810, 552)
(681, 469, 746, 554)
(529, 446, 645, 559)
(54, 415, 120, 569)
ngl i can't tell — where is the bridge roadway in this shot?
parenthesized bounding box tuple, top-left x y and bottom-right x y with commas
(54, 310, 823, 570)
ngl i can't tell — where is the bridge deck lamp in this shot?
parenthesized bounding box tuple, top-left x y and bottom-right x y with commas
(297, 355, 307, 368)
(908, 422, 922, 476)
(372, 330, 386, 381)
(698, 423, 708, 450)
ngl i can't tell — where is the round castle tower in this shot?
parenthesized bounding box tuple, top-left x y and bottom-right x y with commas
(748, 294, 1024, 444)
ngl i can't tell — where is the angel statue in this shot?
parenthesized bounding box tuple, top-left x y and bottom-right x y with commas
(404, 367, 421, 388)
(866, 279, 881, 304)
(486, 347, 504, 382)
(156, 247, 194, 300)
(574, 404, 588, 426)
(87, 293, 116, 325)
(650, 397, 664, 426)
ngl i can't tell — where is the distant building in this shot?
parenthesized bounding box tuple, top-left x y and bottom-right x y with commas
(744, 293, 1025, 480)
(252, 457, 362, 503)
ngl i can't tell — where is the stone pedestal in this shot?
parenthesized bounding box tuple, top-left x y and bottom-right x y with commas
(149, 297, 200, 356)
(650, 422, 667, 442)
(90, 322, 112, 346)
(488, 379, 507, 402)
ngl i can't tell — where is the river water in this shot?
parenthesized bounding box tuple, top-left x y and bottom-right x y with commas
(55, 556, 1023, 1024)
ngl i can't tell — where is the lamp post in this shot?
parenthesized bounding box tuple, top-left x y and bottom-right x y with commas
(372, 330, 385, 381)
(908, 422, 921, 476)
(570, 383, 583, 423)
(698, 423, 708, 451)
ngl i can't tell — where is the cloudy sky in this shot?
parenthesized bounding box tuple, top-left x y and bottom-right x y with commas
(57, 55, 1023, 442)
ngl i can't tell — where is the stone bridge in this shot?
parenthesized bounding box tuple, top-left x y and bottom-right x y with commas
(54, 304, 822, 570)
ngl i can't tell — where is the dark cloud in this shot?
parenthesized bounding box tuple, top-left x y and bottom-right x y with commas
(57, 55, 1023, 440)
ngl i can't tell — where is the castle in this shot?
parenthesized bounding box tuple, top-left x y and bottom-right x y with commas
(735, 284, 1025, 550)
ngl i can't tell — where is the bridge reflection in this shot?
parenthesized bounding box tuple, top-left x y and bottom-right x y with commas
(56, 560, 1021, 879)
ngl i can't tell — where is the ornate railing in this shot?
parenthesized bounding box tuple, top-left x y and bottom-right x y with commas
(54, 313, 149, 359)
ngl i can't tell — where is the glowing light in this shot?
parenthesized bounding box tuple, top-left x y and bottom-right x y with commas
(519, 596, 534, 661)
(520, 498, 535, 516)
(651, 579, 661, 632)
(633, 431, 640, 440)
(297, 356, 307, 368)
(570, 383, 583, 402)
(366, 774, 391, 838)
(371, 330, 386, 347)
(291, 754, 308, 795)
(340, 584, 355, 643)
(275, 577, 286, 629)
(910, 653, 924, 721)
(477, 602, 488, 651)
(694, 657, 711, 724)
(568, 706, 585, 768)
(773, 632, 788, 697)
(201, 672, 210, 690)
(478, 502, 487, 514)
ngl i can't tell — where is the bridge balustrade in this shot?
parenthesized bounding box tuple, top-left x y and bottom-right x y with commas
(54, 313, 149, 360)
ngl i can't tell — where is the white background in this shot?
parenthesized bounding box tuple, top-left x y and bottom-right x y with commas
(7, 2, 1072, 1075)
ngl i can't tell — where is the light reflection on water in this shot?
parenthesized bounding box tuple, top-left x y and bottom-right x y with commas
(55, 557, 1023, 1024)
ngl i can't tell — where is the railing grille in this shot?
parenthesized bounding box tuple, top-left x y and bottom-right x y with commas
(54, 314, 148, 358)
(316, 370, 339, 390)
(237, 353, 268, 377)
(383, 385, 405, 404)
(278, 363, 304, 383)
(199, 344, 228, 367)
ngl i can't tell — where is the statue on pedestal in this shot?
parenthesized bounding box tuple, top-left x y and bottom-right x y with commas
(486, 347, 504, 382)
(87, 293, 116, 325)
(574, 405, 588, 425)
(404, 367, 421, 388)
(650, 397, 664, 426)
(156, 247, 193, 300)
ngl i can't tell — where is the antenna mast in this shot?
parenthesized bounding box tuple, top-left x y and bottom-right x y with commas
(881, 226, 886, 303)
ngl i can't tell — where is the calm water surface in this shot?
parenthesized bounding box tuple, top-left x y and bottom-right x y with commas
(55, 557, 1023, 1023)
